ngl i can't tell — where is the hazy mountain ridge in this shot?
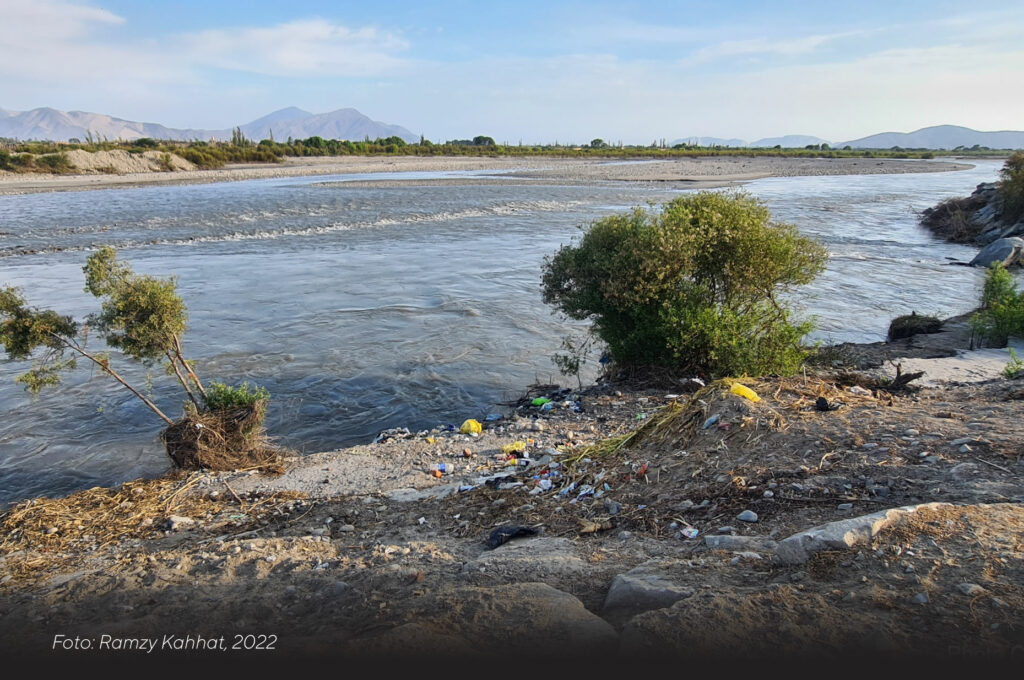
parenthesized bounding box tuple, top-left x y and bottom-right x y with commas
(676, 126, 1023, 150)
(838, 125, 1024, 149)
(0, 107, 418, 144)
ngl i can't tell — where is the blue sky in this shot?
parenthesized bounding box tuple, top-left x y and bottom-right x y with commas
(2, 0, 1022, 143)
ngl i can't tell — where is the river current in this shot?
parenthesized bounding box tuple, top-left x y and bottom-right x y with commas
(0, 159, 1008, 504)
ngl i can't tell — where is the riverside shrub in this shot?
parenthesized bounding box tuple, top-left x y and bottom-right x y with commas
(999, 151, 1024, 225)
(541, 191, 828, 377)
(971, 262, 1024, 346)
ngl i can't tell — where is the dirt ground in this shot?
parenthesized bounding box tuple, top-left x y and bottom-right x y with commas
(1, 324, 1021, 665)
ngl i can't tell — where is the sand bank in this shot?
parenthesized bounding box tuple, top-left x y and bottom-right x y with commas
(0, 155, 973, 196)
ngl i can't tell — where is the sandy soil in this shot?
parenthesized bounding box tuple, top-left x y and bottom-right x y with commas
(0, 155, 973, 196)
(1, 320, 1021, 664)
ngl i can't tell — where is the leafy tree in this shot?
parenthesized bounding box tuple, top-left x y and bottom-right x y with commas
(472, 135, 496, 146)
(541, 192, 828, 377)
(999, 151, 1024, 224)
(0, 248, 271, 468)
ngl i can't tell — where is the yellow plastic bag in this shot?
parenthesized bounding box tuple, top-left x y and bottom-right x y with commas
(459, 419, 482, 434)
(501, 441, 526, 454)
(729, 383, 760, 402)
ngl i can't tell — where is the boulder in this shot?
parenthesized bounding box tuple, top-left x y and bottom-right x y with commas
(969, 237, 1024, 268)
(603, 566, 695, 615)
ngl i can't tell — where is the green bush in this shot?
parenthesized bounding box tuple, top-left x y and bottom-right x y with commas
(203, 381, 270, 411)
(971, 262, 1024, 345)
(541, 191, 828, 377)
(999, 151, 1024, 224)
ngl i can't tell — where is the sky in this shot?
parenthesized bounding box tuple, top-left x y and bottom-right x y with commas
(1, 0, 1022, 144)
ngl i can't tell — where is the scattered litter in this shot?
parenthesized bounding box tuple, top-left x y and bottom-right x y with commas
(815, 397, 831, 412)
(578, 519, 613, 534)
(729, 383, 761, 402)
(484, 413, 503, 422)
(531, 397, 551, 407)
(681, 526, 699, 539)
(486, 525, 539, 549)
(703, 414, 720, 429)
(459, 419, 482, 435)
(501, 441, 527, 455)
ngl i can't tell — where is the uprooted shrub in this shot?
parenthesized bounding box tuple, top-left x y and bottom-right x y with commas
(0, 247, 277, 470)
(541, 191, 828, 378)
(887, 312, 942, 341)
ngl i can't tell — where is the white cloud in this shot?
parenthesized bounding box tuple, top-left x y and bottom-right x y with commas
(179, 19, 410, 77)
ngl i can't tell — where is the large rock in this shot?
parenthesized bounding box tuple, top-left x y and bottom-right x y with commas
(460, 537, 587, 581)
(774, 502, 951, 565)
(603, 563, 695, 615)
(345, 583, 618, 657)
(619, 588, 900, 658)
(969, 237, 1024, 268)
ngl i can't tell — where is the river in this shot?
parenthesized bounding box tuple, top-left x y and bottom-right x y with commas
(0, 159, 1008, 504)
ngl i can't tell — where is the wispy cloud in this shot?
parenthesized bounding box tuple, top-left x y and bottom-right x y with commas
(179, 19, 410, 77)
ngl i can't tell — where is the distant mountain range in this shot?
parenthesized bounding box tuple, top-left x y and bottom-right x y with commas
(671, 134, 832, 148)
(838, 125, 1024, 150)
(672, 126, 1024, 150)
(0, 106, 419, 143)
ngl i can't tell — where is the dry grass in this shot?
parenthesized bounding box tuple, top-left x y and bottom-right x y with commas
(0, 472, 305, 585)
(162, 401, 282, 472)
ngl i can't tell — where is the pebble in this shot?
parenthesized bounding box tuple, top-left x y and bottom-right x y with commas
(229, 546, 241, 555)
(950, 437, 973, 446)
(332, 581, 350, 596)
(837, 503, 853, 511)
(165, 515, 196, 532)
(862, 443, 878, 450)
(530, 421, 546, 432)
(904, 429, 920, 437)
(736, 510, 758, 523)
(604, 500, 622, 516)
(956, 583, 986, 596)
(958, 444, 972, 453)
(45, 527, 58, 535)
(763, 490, 774, 498)
(924, 455, 941, 464)
(264, 555, 276, 563)
(911, 592, 929, 604)
(717, 526, 736, 534)
(338, 524, 356, 533)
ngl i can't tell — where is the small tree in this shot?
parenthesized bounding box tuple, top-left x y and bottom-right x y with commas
(0, 247, 275, 469)
(541, 192, 828, 378)
(999, 151, 1024, 224)
(971, 262, 1024, 346)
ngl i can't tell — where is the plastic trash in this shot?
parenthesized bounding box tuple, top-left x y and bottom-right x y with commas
(531, 397, 551, 406)
(815, 396, 831, 412)
(484, 413, 503, 422)
(540, 402, 554, 412)
(501, 441, 527, 455)
(459, 419, 482, 435)
(486, 525, 539, 549)
(702, 414, 720, 429)
(729, 383, 761, 402)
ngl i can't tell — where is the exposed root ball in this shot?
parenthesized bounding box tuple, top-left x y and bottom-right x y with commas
(161, 401, 280, 471)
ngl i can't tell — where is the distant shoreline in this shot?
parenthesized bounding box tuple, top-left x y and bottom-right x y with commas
(0, 155, 974, 196)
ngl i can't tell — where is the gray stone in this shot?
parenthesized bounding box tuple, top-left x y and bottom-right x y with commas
(603, 570, 695, 614)
(951, 463, 980, 481)
(704, 535, 778, 552)
(737, 510, 758, 523)
(969, 237, 1024, 268)
(604, 500, 622, 516)
(956, 583, 987, 597)
(911, 592, 930, 604)
(774, 502, 952, 565)
(165, 515, 196, 532)
(461, 537, 586, 580)
(332, 581, 351, 596)
(837, 503, 854, 511)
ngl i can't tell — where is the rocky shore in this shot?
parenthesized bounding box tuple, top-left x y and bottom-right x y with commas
(921, 181, 1024, 268)
(1, 320, 1021, 663)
